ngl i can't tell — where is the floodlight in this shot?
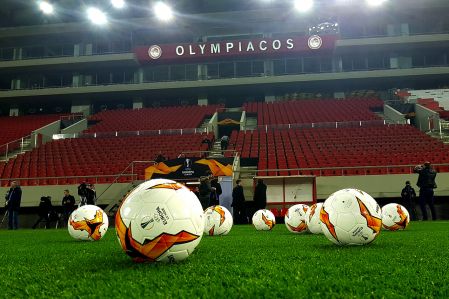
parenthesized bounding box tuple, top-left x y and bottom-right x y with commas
(366, 0, 387, 6)
(154, 2, 173, 22)
(38, 1, 54, 14)
(87, 7, 108, 25)
(294, 0, 314, 13)
(111, 0, 125, 9)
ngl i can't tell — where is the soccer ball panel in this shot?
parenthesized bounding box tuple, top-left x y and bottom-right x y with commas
(320, 189, 382, 245)
(305, 203, 323, 234)
(68, 205, 108, 241)
(116, 179, 204, 262)
(284, 204, 309, 234)
(336, 212, 357, 232)
(252, 209, 276, 231)
(203, 205, 233, 236)
(381, 203, 410, 231)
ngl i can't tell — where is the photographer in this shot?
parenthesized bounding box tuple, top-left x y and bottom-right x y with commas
(77, 182, 88, 206)
(198, 173, 213, 209)
(62, 190, 76, 222)
(86, 184, 96, 205)
(5, 181, 22, 230)
(32, 196, 53, 229)
(209, 177, 222, 206)
(414, 162, 437, 220)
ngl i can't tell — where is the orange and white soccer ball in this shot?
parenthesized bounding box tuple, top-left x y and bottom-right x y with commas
(284, 204, 309, 234)
(252, 209, 276, 231)
(382, 203, 410, 231)
(305, 202, 323, 234)
(320, 189, 382, 245)
(115, 179, 204, 263)
(203, 205, 233, 236)
(68, 205, 108, 241)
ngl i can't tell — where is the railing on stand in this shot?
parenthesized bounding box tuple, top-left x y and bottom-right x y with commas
(0, 134, 33, 161)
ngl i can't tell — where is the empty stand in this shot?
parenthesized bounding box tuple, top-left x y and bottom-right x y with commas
(229, 125, 449, 176)
(243, 98, 383, 126)
(85, 105, 222, 133)
(0, 133, 213, 185)
(0, 114, 62, 146)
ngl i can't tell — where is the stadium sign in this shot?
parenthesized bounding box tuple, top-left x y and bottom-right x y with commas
(135, 35, 336, 64)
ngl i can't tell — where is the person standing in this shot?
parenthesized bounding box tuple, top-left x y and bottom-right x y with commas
(78, 182, 88, 206)
(414, 162, 437, 220)
(401, 181, 417, 221)
(32, 196, 53, 229)
(220, 135, 229, 153)
(253, 179, 267, 210)
(5, 181, 22, 230)
(198, 175, 213, 210)
(209, 177, 222, 206)
(232, 180, 246, 224)
(86, 184, 96, 205)
(61, 190, 76, 222)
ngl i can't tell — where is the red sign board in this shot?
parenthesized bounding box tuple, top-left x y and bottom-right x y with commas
(134, 35, 337, 64)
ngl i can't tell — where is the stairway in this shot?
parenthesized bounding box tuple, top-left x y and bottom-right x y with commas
(237, 166, 257, 199)
(208, 140, 223, 158)
(0, 137, 33, 162)
(245, 116, 258, 130)
(428, 119, 449, 144)
(199, 117, 211, 131)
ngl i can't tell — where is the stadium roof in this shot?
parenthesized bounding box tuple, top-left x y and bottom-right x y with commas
(1, 0, 448, 28)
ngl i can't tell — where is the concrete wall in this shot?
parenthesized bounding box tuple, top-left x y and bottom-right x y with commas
(240, 111, 246, 130)
(32, 120, 61, 146)
(384, 104, 408, 124)
(415, 104, 440, 132)
(60, 118, 87, 134)
(0, 182, 132, 208)
(208, 112, 218, 137)
(316, 173, 449, 200)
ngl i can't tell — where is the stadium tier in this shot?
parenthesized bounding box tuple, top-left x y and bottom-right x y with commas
(243, 98, 383, 125)
(0, 133, 213, 186)
(229, 125, 449, 176)
(0, 114, 62, 146)
(85, 105, 222, 133)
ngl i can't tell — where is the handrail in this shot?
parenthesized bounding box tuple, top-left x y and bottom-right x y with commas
(0, 134, 33, 161)
(53, 127, 212, 140)
(250, 120, 409, 132)
(237, 163, 449, 177)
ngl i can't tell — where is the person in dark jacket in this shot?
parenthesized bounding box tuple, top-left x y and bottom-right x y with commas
(198, 175, 213, 210)
(232, 180, 246, 224)
(78, 182, 88, 206)
(401, 181, 417, 221)
(209, 178, 222, 206)
(5, 181, 22, 230)
(253, 179, 267, 210)
(414, 162, 437, 220)
(32, 196, 53, 229)
(61, 190, 76, 222)
(86, 184, 96, 205)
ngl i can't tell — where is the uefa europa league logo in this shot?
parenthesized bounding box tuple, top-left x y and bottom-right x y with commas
(148, 45, 162, 59)
(307, 35, 322, 50)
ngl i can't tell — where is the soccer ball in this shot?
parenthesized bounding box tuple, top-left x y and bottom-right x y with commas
(284, 204, 309, 233)
(203, 205, 233, 236)
(382, 203, 410, 231)
(252, 209, 276, 231)
(68, 205, 108, 241)
(320, 189, 382, 245)
(115, 179, 204, 263)
(305, 202, 323, 234)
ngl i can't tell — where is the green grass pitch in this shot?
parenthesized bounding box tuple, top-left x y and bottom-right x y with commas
(1, 222, 448, 298)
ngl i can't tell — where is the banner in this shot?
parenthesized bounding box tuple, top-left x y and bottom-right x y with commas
(135, 35, 337, 64)
(145, 157, 234, 180)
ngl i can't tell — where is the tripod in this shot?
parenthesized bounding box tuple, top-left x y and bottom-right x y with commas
(0, 210, 8, 228)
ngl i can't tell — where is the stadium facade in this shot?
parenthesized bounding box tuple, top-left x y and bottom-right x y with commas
(0, 0, 449, 115)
